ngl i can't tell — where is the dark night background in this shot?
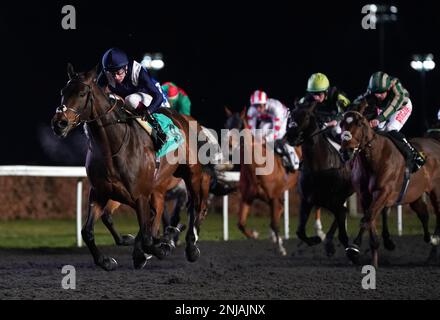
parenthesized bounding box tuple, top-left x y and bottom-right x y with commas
(0, 0, 438, 165)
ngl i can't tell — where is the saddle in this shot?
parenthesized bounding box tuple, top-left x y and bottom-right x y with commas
(120, 104, 184, 158)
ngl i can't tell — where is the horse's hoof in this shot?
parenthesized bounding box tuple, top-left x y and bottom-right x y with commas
(120, 234, 135, 246)
(133, 253, 152, 270)
(160, 242, 174, 257)
(101, 257, 118, 271)
(430, 235, 440, 246)
(324, 240, 336, 257)
(185, 245, 200, 263)
(251, 230, 259, 239)
(279, 247, 287, 256)
(346, 245, 361, 265)
(316, 230, 327, 241)
(305, 236, 322, 246)
(153, 246, 167, 260)
(383, 238, 396, 251)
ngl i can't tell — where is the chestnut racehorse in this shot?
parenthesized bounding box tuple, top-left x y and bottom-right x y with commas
(340, 108, 440, 267)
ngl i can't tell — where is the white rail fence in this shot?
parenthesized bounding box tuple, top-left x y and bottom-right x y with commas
(0, 166, 403, 247)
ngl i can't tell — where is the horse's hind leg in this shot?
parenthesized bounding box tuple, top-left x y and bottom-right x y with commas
(314, 208, 326, 241)
(238, 199, 258, 239)
(296, 200, 322, 246)
(82, 189, 117, 271)
(323, 217, 338, 257)
(183, 170, 204, 263)
(410, 196, 431, 243)
(101, 200, 135, 246)
(381, 207, 396, 251)
(269, 197, 286, 256)
(427, 188, 440, 261)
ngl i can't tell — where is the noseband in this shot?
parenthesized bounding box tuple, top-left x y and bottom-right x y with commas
(57, 79, 118, 127)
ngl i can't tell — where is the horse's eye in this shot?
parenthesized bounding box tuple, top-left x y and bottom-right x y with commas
(79, 92, 87, 97)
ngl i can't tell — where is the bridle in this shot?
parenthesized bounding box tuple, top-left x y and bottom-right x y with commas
(341, 111, 377, 158)
(56, 79, 119, 128)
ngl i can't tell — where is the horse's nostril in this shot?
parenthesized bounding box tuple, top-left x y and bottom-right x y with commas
(57, 120, 68, 129)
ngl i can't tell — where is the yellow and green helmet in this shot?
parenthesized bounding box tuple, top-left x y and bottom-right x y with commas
(306, 73, 330, 93)
(368, 71, 391, 93)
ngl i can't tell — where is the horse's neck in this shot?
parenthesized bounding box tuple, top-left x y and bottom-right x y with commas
(86, 94, 131, 158)
(359, 133, 396, 174)
(302, 134, 342, 171)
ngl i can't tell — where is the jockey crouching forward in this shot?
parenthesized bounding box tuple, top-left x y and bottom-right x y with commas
(247, 90, 300, 172)
(97, 48, 168, 151)
(356, 71, 425, 172)
(300, 73, 351, 147)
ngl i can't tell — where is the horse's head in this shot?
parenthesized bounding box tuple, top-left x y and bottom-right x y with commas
(285, 100, 318, 146)
(224, 106, 246, 131)
(339, 110, 371, 162)
(52, 63, 98, 137)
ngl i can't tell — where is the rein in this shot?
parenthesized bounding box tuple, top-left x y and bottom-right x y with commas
(57, 80, 120, 127)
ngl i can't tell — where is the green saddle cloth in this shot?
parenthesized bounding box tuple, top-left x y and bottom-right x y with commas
(152, 113, 184, 158)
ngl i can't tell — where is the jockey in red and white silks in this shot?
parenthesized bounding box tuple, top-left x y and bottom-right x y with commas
(247, 90, 299, 171)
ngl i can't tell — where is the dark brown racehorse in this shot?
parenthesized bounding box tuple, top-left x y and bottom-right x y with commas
(52, 64, 209, 270)
(285, 101, 354, 256)
(225, 107, 302, 255)
(340, 108, 440, 267)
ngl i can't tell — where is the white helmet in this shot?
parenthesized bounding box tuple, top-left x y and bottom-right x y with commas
(250, 90, 268, 105)
(437, 108, 440, 121)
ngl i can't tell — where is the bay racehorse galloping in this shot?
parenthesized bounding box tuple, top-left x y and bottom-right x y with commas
(52, 64, 209, 270)
(340, 109, 440, 267)
(96, 176, 188, 247)
(225, 107, 301, 255)
(285, 100, 353, 256)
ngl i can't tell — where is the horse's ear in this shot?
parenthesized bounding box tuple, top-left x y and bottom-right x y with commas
(292, 98, 300, 110)
(67, 63, 76, 80)
(309, 101, 318, 113)
(358, 99, 368, 115)
(240, 106, 247, 119)
(86, 64, 99, 82)
(224, 106, 233, 117)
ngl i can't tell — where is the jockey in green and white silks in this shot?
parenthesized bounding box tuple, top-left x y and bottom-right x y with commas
(359, 71, 412, 131)
(247, 90, 300, 172)
(356, 71, 425, 172)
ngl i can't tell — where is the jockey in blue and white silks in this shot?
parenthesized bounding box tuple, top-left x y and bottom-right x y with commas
(97, 47, 168, 149)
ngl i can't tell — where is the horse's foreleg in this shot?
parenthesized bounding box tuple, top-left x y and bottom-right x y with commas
(367, 191, 391, 268)
(296, 199, 321, 246)
(82, 189, 117, 271)
(101, 200, 135, 246)
(270, 197, 286, 256)
(132, 195, 164, 269)
(151, 191, 166, 239)
(381, 208, 396, 251)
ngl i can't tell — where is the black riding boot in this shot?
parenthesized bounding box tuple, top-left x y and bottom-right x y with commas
(387, 130, 425, 172)
(274, 139, 295, 172)
(143, 111, 167, 151)
(206, 165, 237, 196)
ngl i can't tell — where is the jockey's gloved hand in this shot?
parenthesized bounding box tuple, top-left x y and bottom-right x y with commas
(135, 102, 148, 117)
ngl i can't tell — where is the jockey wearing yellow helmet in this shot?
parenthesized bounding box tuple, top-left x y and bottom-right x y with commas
(300, 73, 350, 141)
